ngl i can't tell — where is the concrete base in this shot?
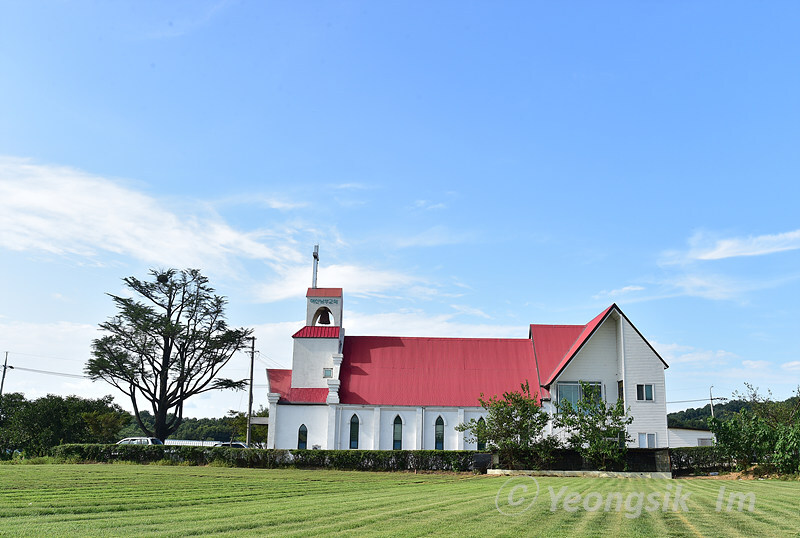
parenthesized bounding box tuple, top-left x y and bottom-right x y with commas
(488, 469, 673, 479)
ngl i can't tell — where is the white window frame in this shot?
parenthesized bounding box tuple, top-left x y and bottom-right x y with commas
(636, 383, 654, 402)
(556, 381, 603, 408)
(638, 432, 656, 448)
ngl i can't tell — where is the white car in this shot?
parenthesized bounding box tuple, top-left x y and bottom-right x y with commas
(116, 437, 164, 445)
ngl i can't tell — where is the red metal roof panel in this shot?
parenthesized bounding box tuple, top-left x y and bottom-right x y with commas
(306, 288, 343, 297)
(541, 305, 616, 387)
(292, 326, 341, 339)
(266, 369, 328, 404)
(339, 337, 540, 407)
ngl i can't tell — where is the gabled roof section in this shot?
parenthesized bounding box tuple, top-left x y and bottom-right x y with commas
(538, 304, 668, 388)
(339, 337, 539, 407)
(307, 288, 342, 297)
(292, 326, 341, 339)
(266, 369, 328, 404)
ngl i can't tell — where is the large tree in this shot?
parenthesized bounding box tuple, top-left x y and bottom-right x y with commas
(87, 269, 252, 441)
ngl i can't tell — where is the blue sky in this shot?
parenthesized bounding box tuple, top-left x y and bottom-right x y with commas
(1, 1, 799, 418)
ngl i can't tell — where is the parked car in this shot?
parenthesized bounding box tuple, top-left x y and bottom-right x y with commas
(116, 437, 163, 445)
(213, 442, 249, 449)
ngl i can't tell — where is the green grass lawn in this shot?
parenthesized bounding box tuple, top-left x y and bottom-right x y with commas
(0, 465, 798, 537)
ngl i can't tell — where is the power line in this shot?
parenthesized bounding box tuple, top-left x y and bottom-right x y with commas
(666, 397, 728, 405)
(8, 366, 88, 379)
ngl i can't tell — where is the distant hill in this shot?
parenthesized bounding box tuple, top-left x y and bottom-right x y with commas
(667, 399, 750, 430)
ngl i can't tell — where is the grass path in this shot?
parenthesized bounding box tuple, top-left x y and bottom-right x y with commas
(0, 465, 798, 536)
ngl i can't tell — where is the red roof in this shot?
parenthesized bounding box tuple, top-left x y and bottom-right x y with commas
(292, 326, 341, 338)
(273, 303, 667, 407)
(307, 288, 342, 297)
(267, 369, 328, 404)
(537, 305, 615, 387)
(339, 337, 539, 406)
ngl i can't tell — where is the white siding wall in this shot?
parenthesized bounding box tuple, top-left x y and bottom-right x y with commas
(555, 318, 621, 404)
(290, 338, 339, 388)
(622, 318, 668, 448)
(668, 428, 714, 448)
(274, 405, 328, 449)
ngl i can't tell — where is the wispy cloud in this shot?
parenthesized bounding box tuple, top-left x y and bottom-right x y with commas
(450, 304, 492, 319)
(693, 229, 800, 260)
(333, 183, 375, 191)
(0, 157, 304, 272)
(255, 263, 428, 302)
(654, 341, 739, 365)
(663, 229, 800, 265)
(345, 310, 523, 339)
(593, 285, 644, 300)
(781, 361, 800, 372)
(412, 199, 447, 210)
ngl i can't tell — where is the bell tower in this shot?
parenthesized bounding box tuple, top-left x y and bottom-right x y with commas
(290, 246, 344, 389)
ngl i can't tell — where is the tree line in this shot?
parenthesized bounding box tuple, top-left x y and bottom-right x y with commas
(0, 392, 267, 458)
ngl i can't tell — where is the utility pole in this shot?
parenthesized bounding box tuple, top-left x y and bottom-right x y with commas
(709, 385, 715, 418)
(0, 352, 9, 399)
(246, 337, 256, 445)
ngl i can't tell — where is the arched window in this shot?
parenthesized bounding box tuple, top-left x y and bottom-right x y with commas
(350, 414, 359, 449)
(298, 424, 308, 450)
(477, 417, 487, 451)
(435, 416, 445, 450)
(393, 416, 403, 450)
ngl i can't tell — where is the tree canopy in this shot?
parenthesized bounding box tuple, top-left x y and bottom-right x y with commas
(0, 393, 130, 457)
(86, 268, 252, 441)
(456, 381, 557, 469)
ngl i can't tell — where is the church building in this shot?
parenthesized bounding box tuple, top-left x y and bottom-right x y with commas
(266, 274, 669, 451)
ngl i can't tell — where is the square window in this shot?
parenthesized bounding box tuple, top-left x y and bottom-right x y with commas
(638, 433, 656, 448)
(636, 384, 654, 401)
(323, 368, 333, 378)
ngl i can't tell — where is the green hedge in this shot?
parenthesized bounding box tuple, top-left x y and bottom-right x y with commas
(50, 444, 489, 472)
(670, 446, 732, 474)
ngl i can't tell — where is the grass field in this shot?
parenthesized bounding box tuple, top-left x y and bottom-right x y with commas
(0, 465, 798, 537)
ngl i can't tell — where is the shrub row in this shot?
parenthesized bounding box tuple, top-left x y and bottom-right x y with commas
(50, 444, 491, 472)
(670, 446, 732, 474)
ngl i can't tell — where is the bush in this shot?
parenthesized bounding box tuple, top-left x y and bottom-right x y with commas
(50, 445, 489, 472)
(670, 446, 731, 474)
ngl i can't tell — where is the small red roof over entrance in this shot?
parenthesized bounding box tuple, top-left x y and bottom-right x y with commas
(266, 369, 328, 404)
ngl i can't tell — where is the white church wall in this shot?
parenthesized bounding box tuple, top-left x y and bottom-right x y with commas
(622, 317, 668, 448)
(462, 409, 487, 450)
(337, 407, 375, 450)
(274, 405, 328, 450)
(379, 409, 418, 451)
(290, 338, 338, 388)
